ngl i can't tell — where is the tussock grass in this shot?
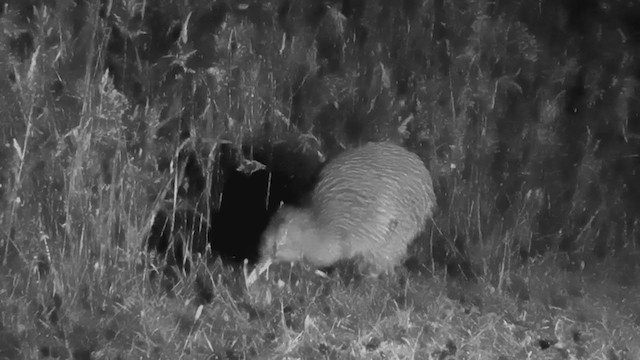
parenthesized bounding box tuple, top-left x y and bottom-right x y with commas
(1, 1, 640, 359)
(1, 249, 639, 359)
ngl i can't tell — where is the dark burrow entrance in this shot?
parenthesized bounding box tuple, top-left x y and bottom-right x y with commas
(144, 138, 324, 274)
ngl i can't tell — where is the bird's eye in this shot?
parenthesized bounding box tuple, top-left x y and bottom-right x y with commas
(277, 229, 287, 247)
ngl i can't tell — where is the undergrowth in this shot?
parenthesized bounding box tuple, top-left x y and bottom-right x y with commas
(0, 0, 639, 359)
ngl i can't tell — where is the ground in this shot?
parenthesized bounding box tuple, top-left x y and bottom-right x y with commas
(0, 242, 638, 359)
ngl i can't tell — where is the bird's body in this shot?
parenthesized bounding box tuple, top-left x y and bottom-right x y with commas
(260, 142, 436, 275)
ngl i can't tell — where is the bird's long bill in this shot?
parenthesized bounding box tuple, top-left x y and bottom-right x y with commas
(245, 257, 273, 287)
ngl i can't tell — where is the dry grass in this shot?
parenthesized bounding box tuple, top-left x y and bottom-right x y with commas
(1, 1, 640, 359)
(1, 244, 639, 359)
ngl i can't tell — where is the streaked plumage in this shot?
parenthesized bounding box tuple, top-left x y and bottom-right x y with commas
(260, 142, 436, 274)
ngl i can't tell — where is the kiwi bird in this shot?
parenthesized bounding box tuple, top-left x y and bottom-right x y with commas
(259, 142, 436, 275)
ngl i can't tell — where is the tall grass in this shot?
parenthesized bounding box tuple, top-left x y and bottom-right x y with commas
(0, 0, 638, 358)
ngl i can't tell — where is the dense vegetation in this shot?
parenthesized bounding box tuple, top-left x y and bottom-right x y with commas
(0, 0, 639, 358)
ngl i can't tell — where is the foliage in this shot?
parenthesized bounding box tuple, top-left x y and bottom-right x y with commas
(0, 0, 639, 358)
